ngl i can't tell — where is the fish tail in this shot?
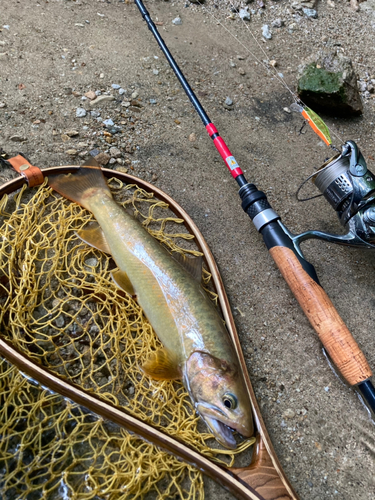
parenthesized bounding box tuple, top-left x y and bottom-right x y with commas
(48, 164, 112, 211)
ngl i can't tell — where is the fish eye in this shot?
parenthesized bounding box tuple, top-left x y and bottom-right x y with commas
(222, 393, 238, 410)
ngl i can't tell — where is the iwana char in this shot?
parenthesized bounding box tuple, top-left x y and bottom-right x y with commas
(48, 160, 253, 449)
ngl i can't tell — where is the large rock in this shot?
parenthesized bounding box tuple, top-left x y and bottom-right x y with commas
(297, 50, 363, 116)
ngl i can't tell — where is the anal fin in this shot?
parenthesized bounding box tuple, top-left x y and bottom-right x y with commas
(76, 224, 111, 254)
(142, 348, 180, 380)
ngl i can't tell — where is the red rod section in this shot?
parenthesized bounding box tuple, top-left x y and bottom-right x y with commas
(206, 123, 243, 179)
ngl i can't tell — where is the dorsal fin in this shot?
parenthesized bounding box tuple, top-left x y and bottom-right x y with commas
(141, 348, 181, 380)
(76, 224, 111, 254)
(173, 253, 203, 282)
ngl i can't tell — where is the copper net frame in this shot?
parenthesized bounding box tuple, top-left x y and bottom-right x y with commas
(0, 166, 298, 500)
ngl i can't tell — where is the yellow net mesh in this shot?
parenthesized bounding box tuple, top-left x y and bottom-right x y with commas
(0, 177, 254, 499)
(0, 357, 203, 500)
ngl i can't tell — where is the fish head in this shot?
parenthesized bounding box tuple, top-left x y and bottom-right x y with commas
(185, 351, 253, 449)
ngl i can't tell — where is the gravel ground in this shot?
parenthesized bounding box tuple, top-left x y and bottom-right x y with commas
(1, 1, 375, 499)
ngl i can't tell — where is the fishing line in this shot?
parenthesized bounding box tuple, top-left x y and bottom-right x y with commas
(190, 0, 344, 146)
(226, 0, 299, 99)
(135, 0, 375, 417)
(194, 0, 298, 102)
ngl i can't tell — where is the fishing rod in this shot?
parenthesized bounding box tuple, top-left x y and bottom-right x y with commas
(134, 0, 375, 413)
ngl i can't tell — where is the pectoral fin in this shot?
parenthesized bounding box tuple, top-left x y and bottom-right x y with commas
(111, 269, 135, 296)
(76, 224, 111, 254)
(142, 348, 181, 380)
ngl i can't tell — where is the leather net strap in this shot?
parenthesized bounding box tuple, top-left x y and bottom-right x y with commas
(6, 154, 44, 187)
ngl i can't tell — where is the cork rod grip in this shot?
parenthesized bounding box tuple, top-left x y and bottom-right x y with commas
(270, 246, 372, 386)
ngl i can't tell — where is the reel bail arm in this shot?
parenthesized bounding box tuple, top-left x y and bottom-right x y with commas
(295, 140, 375, 249)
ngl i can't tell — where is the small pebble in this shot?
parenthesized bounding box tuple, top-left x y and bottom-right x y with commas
(262, 25, 272, 40)
(119, 88, 126, 95)
(358, 81, 367, 92)
(55, 315, 65, 328)
(283, 409, 296, 419)
(131, 91, 139, 99)
(103, 118, 114, 127)
(89, 148, 101, 157)
(272, 18, 284, 28)
(153, 69, 159, 75)
(111, 84, 121, 89)
(76, 107, 87, 118)
(239, 8, 251, 21)
(65, 129, 79, 137)
(303, 8, 318, 18)
(84, 90, 97, 100)
(10, 135, 27, 142)
(89, 95, 115, 107)
(66, 149, 78, 156)
(189, 133, 196, 142)
(283, 107, 291, 113)
(115, 166, 128, 174)
(109, 146, 122, 158)
(172, 17, 182, 25)
(149, 98, 157, 104)
(238, 67, 246, 75)
(94, 152, 111, 165)
(225, 96, 233, 106)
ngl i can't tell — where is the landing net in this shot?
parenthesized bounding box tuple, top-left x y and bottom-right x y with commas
(0, 177, 254, 499)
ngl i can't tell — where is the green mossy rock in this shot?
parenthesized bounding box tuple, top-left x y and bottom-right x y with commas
(297, 50, 362, 116)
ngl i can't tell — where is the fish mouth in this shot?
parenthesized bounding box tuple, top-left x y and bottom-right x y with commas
(202, 414, 237, 449)
(196, 403, 246, 450)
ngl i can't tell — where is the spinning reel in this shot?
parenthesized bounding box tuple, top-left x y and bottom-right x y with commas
(294, 140, 375, 250)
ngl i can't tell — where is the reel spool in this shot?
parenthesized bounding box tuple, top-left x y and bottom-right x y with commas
(294, 141, 375, 250)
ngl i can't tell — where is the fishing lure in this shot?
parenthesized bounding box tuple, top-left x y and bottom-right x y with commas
(290, 103, 332, 146)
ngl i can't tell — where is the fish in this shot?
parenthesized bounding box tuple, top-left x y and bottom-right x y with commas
(48, 161, 254, 449)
